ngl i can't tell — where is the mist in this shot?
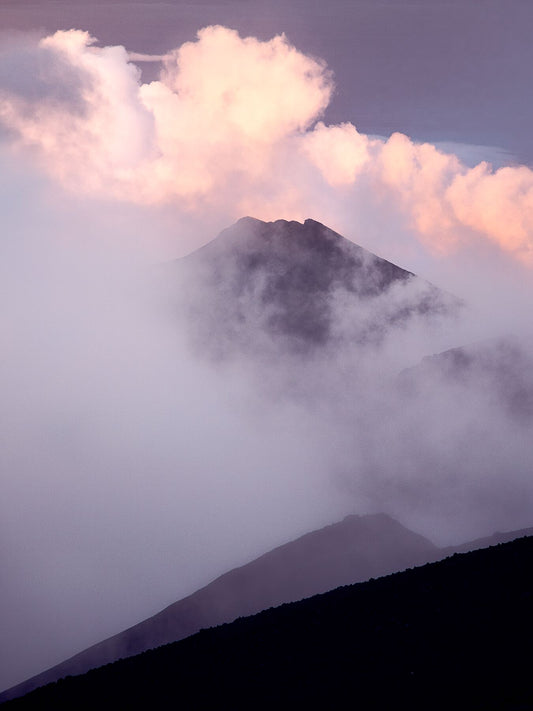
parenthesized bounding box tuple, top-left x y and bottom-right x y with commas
(1, 22, 533, 693)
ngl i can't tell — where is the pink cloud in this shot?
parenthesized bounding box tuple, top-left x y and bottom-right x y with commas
(1, 26, 533, 266)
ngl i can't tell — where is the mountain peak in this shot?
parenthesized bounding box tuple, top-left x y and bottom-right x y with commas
(215, 216, 380, 259)
(172, 217, 459, 356)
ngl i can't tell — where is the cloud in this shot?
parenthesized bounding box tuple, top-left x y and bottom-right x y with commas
(0, 30, 157, 194)
(127, 52, 168, 63)
(446, 163, 533, 263)
(301, 121, 372, 187)
(1, 25, 533, 267)
(0, 27, 332, 207)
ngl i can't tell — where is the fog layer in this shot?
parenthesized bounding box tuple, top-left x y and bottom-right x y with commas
(1, 25, 533, 692)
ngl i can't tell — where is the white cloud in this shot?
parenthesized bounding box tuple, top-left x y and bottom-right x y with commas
(1, 26, 533, 267)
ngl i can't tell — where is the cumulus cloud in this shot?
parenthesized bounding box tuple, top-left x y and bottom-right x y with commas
(446, 163, 533, 263)
(0, 27, 332, 207)
(1, 25, 533, 265)
(301, 121, 372, 187)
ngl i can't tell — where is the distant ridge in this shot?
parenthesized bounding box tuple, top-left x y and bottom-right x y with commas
(399, 337, 533, 421)
(444, 525, 533, 554)
(6, 535, 533, 709)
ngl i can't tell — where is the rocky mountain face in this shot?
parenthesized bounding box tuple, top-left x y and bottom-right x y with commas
(170, 217, 460, 357)
(0, 513, 439, 702)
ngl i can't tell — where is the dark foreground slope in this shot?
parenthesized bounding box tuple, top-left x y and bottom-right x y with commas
(7, 536, 533, 710)
(0, 514, 439, 701)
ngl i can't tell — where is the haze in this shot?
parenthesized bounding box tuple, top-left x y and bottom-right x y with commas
(1, 0, 533, 694)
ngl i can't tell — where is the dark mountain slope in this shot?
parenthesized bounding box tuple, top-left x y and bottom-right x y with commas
(171, 217, 459, 355)
(3, 512, 532, 704)
(0, 514, 439, 701)
(7, 536, 533, 710)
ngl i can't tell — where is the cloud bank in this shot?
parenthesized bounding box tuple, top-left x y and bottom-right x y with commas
(1, 26, 533, 264)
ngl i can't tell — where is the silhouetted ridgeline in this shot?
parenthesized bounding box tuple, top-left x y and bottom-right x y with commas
(6, 536, 533, 710)
(0, 513, 439, 701)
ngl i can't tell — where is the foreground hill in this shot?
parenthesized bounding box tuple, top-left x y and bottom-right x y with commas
(3, 514, 532, 704)
(7, 536, 533, 710)
(0, 514, 439, 701)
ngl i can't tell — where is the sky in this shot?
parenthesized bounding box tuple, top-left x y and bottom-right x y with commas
(1, 0, 533, 694)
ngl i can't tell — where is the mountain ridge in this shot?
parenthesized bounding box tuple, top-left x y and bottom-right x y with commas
(3, 512, 532, 703)
(5, 534, 533, 709)
(0, 512, 438, 701)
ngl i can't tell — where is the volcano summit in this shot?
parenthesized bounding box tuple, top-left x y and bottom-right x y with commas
(170, 217, 460, 358)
